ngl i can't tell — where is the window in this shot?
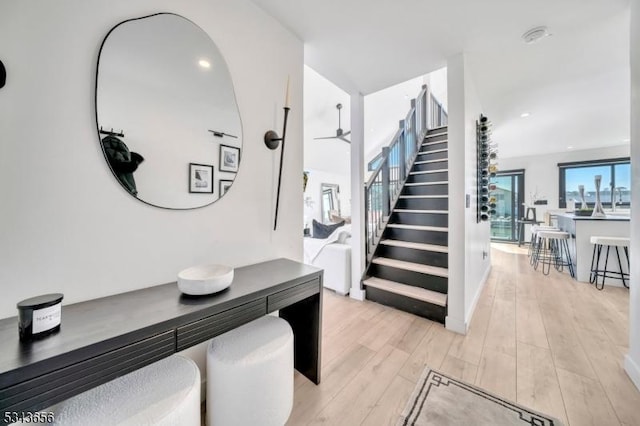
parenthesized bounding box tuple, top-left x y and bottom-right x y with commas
(558, 157, 630, 208)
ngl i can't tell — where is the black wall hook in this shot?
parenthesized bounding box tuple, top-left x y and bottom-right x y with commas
(0, 59, 6, 89)
(99, 126, 125, 138)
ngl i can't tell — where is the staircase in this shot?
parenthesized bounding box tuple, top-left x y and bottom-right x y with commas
(363, 125, 449, 323)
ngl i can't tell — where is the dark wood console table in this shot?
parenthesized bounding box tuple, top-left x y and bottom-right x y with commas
(0, 258, 323, 418)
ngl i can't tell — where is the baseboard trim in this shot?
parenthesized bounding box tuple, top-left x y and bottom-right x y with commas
(625, 354, 640, 392)
(349, 287, 365, 301)
(445, 263, 492, 335)
(465, 264, 492, 324)
(445, 315, 466, 334)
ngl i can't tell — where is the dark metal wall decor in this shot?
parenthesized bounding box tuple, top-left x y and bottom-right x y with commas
(208, 129, 238, 139)
(0, 59, 6, 89)
(476, 115, 498, 222)
(265, 78, 291, 230)
(96, 13, 243, 210)
(99, 126, 125, 138)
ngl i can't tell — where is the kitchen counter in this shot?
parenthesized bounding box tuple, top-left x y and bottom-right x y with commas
(560, 212, 630, 221)
(556, 213, 630, 284)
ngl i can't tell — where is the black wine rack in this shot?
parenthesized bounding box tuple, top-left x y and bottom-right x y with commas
(476, 115, 498, 222)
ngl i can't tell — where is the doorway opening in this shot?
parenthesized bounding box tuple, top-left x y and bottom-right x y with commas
(490, 169, 525, 242)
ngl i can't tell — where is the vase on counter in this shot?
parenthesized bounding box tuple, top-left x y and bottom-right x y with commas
(591, 175, 606, 218)
(578, 185, 587, 210)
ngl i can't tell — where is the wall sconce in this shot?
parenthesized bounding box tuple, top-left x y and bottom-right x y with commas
(264, 129, 283, 150)
(0, 59, 6, 89)
(266, 77, 291, 230)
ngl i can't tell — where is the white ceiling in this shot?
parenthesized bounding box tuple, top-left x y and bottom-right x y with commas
(251, 0, 631, 157)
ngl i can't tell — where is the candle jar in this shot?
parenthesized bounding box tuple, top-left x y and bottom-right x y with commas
(17, 293, 64, 342)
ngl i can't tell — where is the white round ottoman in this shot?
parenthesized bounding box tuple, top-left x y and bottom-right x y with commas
(207, 316, 293, 426)
(48, 355, 200, 426)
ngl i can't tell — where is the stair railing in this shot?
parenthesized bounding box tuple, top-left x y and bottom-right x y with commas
(364, 84, 431, 262)
(430, 94, 448, 128)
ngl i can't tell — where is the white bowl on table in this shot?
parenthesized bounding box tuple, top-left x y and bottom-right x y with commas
(178, 265, 234, 296)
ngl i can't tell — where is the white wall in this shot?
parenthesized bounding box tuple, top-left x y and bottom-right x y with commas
(446, 53, 491, 334)
(626, 0, 640, 392)
(462, 58, 491, 322)
(446, 55, 467, 333)
(0, 0, 303, 322)
(425, 67, 448, 111)
(363, 75, 427, 165)
(501, 145, 630, 225)
(362, 68, 448, 176)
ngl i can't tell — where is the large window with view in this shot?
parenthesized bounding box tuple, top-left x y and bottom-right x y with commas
(558, 158, 630, 208)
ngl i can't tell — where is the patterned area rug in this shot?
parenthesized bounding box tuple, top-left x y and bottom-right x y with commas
(398, 368, 563, 426)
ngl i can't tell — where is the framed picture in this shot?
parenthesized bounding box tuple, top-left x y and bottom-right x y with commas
(219, 180, 233, 196)
(189, 163, 214, 193)
(219, 144, 240, 173)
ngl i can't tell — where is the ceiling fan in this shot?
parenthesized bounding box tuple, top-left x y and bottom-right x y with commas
(314, 103, 350, 143)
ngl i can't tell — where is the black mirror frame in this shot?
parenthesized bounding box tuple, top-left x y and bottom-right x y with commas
(94, 13, 242, 210)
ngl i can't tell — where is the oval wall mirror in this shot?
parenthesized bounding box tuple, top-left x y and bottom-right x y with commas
(96, 13, 242, 209)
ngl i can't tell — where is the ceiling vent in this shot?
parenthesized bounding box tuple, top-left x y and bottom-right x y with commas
(522, 26, 550, 44)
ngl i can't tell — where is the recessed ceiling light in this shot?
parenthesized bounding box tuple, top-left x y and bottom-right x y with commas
(198, 59, 211, 69)
(623, 138, 630, 142)
(567, 146, 574, 150)
(520, 112, 531, 118)
(522, 26, 551, 44)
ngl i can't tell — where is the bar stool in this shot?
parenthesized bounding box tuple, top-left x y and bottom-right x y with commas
(532, 230, 575, 277)
(589, 236, 630, 290)
(528, 225, 559, 260)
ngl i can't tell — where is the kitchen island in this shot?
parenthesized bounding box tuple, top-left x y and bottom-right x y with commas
(556, 212, 630, 285)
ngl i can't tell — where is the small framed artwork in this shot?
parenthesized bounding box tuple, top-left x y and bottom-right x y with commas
(219, 144, 240, 173)
(219, 180, 233, 196)
(189, 163, 214, 193)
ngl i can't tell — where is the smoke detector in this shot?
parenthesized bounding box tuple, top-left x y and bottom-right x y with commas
(522, 26, 551, 44)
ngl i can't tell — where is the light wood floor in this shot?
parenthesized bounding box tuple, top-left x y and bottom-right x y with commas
(288, 243, 640, 426)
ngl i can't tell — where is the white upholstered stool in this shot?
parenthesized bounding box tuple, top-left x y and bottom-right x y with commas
(207, 315, 293, 426)
(47, 355, 201, 426)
